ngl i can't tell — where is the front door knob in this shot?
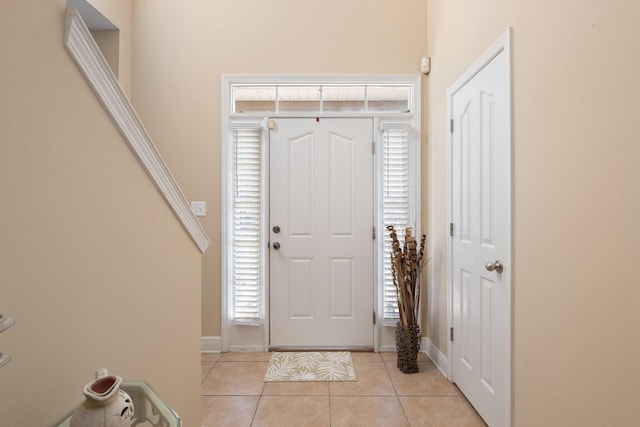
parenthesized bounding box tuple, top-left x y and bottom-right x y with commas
(485, 260, 504, 273)
(272, 242, 280, 250)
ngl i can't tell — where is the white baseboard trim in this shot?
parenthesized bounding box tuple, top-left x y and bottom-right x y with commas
(201, 336, 222, 353)
(422, 337, 449, 379)
(229, 345, 268, 353)
(206, 337, 446, 361)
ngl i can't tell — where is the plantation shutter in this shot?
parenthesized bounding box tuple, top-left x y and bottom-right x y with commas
(232, 128, 262, 323)
(382, 126, 412, 321)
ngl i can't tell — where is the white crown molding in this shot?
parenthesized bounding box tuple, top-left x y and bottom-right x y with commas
(64, 9, 211, 253)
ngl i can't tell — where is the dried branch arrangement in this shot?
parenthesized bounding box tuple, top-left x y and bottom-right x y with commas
(387, 225, 426, 328)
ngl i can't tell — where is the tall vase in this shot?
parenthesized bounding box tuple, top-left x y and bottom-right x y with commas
(395, 322, 421, 374)
(70, 369, 134, 427)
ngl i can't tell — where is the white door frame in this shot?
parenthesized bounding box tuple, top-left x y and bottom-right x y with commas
(220, 75, 421, 353)
(446, 29, 512, 425)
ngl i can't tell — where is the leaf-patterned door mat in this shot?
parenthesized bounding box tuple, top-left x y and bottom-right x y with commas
(263, 351, 357, 382)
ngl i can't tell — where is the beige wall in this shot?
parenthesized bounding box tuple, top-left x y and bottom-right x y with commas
(87, 0, 133, 96)
(427, 0, 640, 425)
(91, 30, 120, 77)
(131, 0, 429, 337)
(0, 1, 201, 425)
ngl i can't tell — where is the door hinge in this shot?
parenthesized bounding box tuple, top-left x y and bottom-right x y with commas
(450, 119, 454, 133)
(372, 226, 376, 240)
(372, 141, 376, 154)
(373, 310, 377, 325)
(450, 327, 454, 342)
(449, 222, 454, 237)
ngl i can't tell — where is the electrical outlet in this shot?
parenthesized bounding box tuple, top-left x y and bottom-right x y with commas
(191, 201, 206, 217)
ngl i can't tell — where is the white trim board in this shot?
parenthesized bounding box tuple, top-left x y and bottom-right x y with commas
(421, 337, 449, 380)
(201, 336, 222, 353)
(64, 9, 211, 253)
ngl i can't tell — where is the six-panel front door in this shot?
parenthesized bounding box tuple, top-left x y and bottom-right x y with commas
(269, 118, 374, 348)
(450, 44, 511, 426)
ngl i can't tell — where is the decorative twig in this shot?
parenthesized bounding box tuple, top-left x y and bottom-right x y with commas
(387, 225, 426, 328)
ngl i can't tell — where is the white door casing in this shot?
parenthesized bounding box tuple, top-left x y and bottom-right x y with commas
(269, 118, 374, 348)
(448, 30, 512, 427)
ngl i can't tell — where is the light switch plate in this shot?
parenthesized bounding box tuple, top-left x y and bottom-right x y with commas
(191, 201, 206, 217)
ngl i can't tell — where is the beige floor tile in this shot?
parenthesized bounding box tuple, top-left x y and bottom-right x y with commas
(199, 352, 485, 426)
(201, 395, 260, 427)
(252, 395, 330, 427)
(201, 363, 214, 382)
(263, 381, 329, 396)
(219, 352, 272, 362)
(201, 361, 267, 395)
(331, 396, 409, 427)
(350, 352, 383, 362)
(330, 361, 396, 396)
(387, 361, 461, 396)
(201, 352, 222, 363)
(381, 352, 398, 362)
(399, 396, 487, 427)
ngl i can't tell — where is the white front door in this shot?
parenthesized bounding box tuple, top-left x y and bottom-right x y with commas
(450, 35, 511, 426)
(269, 118, 374, 348)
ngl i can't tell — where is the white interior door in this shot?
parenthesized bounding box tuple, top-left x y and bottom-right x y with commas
(269, 118, 374, 349)
(450, 37, 511, 426)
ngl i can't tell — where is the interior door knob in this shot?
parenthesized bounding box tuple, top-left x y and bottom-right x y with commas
(485, 260, 504, 273)
(272, 242, 280, 250)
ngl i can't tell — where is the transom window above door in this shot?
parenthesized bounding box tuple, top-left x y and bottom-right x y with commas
(231, 84, 412, 114)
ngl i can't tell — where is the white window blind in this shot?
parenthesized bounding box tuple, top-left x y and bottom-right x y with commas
(382, 126, 412, 320)
(232, 128, 262, 323)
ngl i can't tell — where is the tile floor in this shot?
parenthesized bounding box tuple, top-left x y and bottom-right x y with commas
(201, 352, 487, 427)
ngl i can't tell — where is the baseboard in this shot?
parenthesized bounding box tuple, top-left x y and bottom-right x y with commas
(422, 337, 449, 379)
(229, 345, 268, 353)
(201, 336, 222, 353)
(204, 336, 447, 363)
(378, 345, 397, 353)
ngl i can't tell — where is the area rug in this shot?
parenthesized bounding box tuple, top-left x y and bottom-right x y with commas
(263, 351, 357, 382)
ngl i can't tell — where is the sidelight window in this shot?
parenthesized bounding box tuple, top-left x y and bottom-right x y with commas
(231, 128, 262, 324)
(380, 124, 416, 321)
